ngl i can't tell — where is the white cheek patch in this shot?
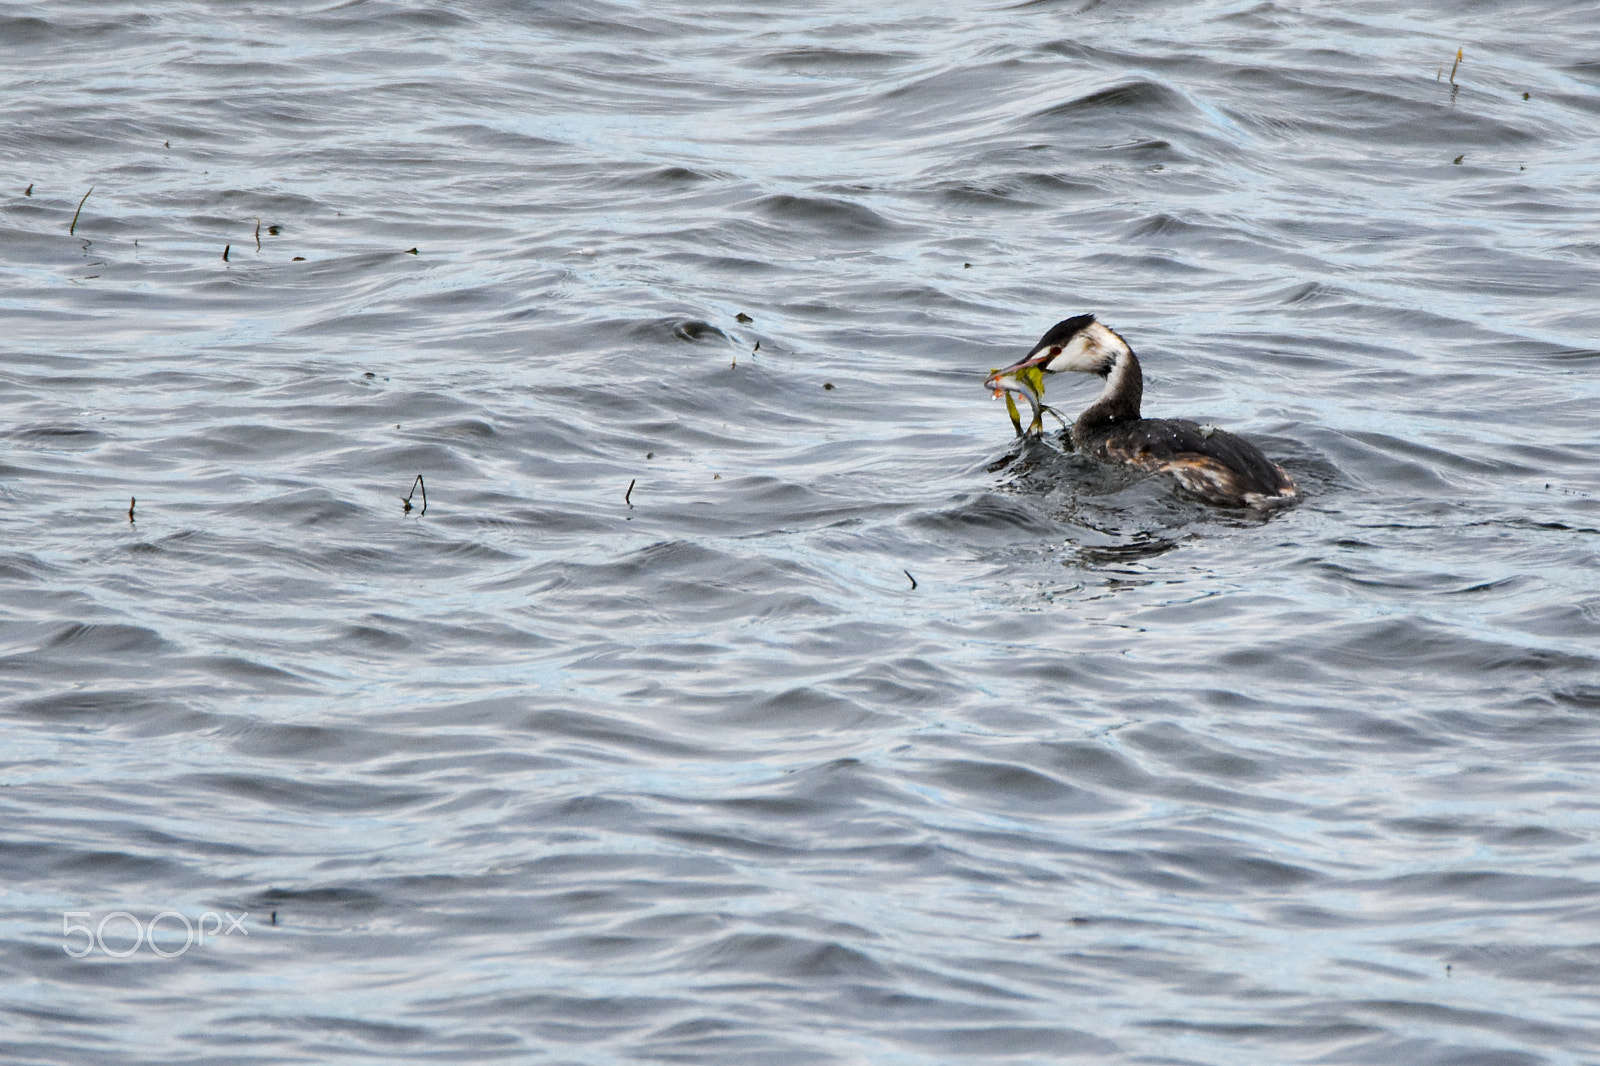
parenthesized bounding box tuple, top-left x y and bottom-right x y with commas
(1054, 330, 1113, 373)
(1064, 337, 1090, 368)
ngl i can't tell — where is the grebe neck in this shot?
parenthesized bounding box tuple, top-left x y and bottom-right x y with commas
(1074, 346, 1143, 438)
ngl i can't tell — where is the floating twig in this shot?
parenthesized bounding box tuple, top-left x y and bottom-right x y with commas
(401, 474, 426, 515)
(222, 244, 230, 262)
(1449, 47, 1463, 86)
(128, 497, 136, 523)
(253, 218, 262, 252)
(24, 183, 32, 196)
(904, 569, 917, 590)
(68, 186, 93, 236)
(625, 478, 635, 507)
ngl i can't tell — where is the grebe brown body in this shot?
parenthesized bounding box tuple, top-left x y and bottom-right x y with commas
(986, 315, 1298, 508)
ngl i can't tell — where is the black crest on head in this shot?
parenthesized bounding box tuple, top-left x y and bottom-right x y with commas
(1033, 314, 1096, 351)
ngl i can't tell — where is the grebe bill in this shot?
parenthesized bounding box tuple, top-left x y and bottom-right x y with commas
(985, 315, 1298, 508)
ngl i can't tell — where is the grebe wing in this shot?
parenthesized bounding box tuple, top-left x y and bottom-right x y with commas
(1097, 419, 1296, 503)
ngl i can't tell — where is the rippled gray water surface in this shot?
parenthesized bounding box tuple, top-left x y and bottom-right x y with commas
(4, 1, 1600, 1062)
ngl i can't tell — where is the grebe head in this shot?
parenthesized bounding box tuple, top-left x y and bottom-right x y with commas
(997, 314, 1130, 378)
(984, 315, 1141, 437)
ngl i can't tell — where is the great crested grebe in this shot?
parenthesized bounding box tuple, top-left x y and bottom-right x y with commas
(985, 315, 1298, 508)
